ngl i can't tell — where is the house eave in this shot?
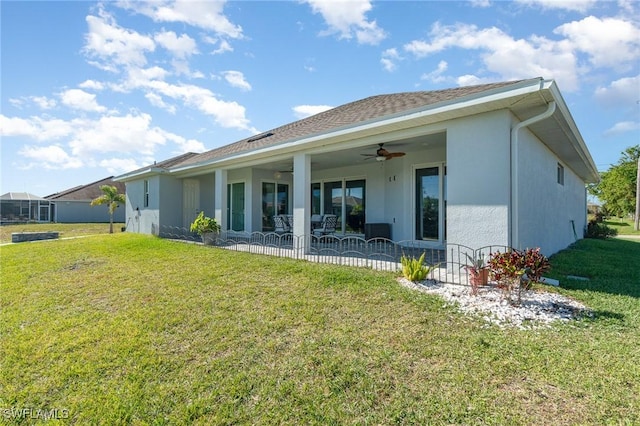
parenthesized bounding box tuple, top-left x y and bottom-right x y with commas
(171, 78, 551, 176)
(113, 167, 167, 182)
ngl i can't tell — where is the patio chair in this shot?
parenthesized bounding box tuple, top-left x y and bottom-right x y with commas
(310, 214, 323, 231)
(313, 214, 337, 236)
(273, 215, 291, 234)
(285, 214, 294, 231)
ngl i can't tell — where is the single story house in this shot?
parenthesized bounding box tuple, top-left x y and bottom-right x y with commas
(46, 177, 126, 223)
(115, 78, 599, 256)
(0, 192, 51, 223)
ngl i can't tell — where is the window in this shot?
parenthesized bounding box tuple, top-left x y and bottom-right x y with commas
(557, 163, 564, 185)
(143, 180, 149, 207)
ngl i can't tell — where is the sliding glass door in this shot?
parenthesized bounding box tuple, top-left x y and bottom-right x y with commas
(415, 167, 443, 241)
(319, 179, 366, 234)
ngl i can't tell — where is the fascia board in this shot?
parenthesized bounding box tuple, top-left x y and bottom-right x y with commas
(546, 82, 600, 182)
(113, 167, 166, 182)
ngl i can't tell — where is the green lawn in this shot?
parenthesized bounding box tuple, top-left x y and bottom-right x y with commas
(1, 235, 639, 425)
(604, 218, 640, 236)
(0, 223, 124, 244)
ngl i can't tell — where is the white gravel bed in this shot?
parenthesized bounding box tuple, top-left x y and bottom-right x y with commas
(398, 277, 592, 329)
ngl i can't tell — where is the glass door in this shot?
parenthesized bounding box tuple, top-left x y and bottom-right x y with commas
(227, 182, 245, 231)
(262, 182, 289, 231)
(345, 180, 365, 234)
(415, 167, 441, 241)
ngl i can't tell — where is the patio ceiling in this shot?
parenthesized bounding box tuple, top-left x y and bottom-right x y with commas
(262, 131, 447, 173)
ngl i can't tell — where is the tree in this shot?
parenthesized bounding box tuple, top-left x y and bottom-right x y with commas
(588, 146, 639, 218)
(90, 185, 126, 234)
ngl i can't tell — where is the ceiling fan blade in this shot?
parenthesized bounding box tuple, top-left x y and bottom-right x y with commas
(387, 152, 405, 158)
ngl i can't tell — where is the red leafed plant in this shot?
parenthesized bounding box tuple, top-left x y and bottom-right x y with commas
(488, 248, 551, 290)
(521, 247, 551, 288)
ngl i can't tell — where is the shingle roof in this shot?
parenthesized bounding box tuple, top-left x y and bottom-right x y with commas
(46, 177, 126, 201)
(174, 80, 529, 168)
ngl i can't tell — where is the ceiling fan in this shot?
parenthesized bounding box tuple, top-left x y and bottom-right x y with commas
(361, 143, 406, 162)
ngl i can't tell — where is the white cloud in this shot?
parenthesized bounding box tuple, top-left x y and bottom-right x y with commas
(554, 16, 640, 71)
(381, 48, 401, 72)
(116, 0, 243, 38)
(18, 145, 83, 170)
(293, 105, 333, 119)
(84, 10, 155, 70)
(68, 113, 167, 157)
(1, 115, 40, 138)
(222, 70, 251, 91)
(60, 89, 107, 113)
(404, 22, 580, 91)
(456, 74, 497, 86)
(145, 92, 176, 113)
(159, 130, 206, 153)
(78, 80, 105, 91)
(0, 115, 74, 141)
(470, 0, 491, 7)
(3, 111, 204, 170)
(154, 30, 198, 58)
(421, 60, 449, 83)
(603, 121, 640, 136)
(132, 79, 254, 131)
(304, 0, 386, 45)
(516, 0, 598, 13)
(9, 98, 25, 109)
(99, 157, 142, 174)
(202, 36, 234, 55)
(594, 75, 640, 106)
(31, 96, 57, 109)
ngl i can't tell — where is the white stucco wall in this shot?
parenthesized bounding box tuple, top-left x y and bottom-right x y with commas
(124, 178, 159, 234)
(516, 126, 586, 255)
(446, 110, 512, 249)
(55, 200, 125, 223)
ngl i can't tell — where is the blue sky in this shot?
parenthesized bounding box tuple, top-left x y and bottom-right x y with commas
(1, 0, 639, 197)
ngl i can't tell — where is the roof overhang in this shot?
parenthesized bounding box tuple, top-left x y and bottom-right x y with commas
(113, 167, 167, 183)
(165, 78, 598, 184)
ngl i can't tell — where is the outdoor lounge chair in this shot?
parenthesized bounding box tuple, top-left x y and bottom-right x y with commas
(273, 215, 291, 233)
(312, 214, 337, 236)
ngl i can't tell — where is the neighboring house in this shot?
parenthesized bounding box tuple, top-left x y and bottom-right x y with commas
(115, 78, 599, 256)
(0, 192, 51, 223)
(46, 177, 126, 223)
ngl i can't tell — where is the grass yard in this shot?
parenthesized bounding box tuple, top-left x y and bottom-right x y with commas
(1, 234, 639, 425)
(604, 218, 640, 236)
(0, 223, 124, 244)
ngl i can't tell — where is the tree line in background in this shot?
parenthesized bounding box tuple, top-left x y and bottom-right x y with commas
(588, 145, 639, 220)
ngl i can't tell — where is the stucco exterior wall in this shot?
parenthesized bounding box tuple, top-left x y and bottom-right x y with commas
(54, 200, 125, 223)
(517, 126, 586, 255)
(446, 110, 512, 249)
(124, 178, 159, 234)
(158, 175, 183, 230)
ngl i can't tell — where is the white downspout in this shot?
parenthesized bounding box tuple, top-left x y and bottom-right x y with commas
(510, 100, 556, 249)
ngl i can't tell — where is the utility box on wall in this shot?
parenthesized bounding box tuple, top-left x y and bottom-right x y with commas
(365, 223, 391, 240)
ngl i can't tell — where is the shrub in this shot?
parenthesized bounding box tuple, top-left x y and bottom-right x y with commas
(190, 211, 221, 235)
(586, 220, 618, 239)
(488, 248, 550, 305)
(401, 252, 435, 282)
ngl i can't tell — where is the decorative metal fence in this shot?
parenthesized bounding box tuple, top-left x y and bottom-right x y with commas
(157, 225, 510, 286)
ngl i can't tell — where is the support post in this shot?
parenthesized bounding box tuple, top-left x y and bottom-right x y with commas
(214, 169, 228, 231)
(293, 153, 311, 256)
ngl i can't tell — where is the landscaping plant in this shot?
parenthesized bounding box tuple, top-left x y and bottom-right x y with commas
(401, 252, 435, 282)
